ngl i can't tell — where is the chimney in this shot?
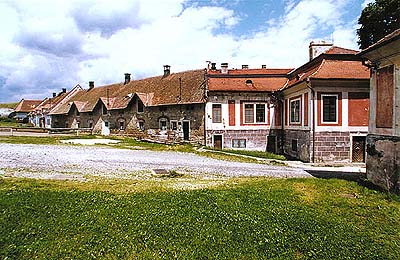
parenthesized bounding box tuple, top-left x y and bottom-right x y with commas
(89, 81, 94, 90)
(163, 65, 171, 77)
(211, 62, 217, 70)
(124, 73, 131, 84)
(309, 41, 333, 60)
(221, 63, 228, 74)
(62, 88, 66, 93)
(242, 65, 249, 69)
(52, 92, 56, 98)
(261, 65, 266, 69)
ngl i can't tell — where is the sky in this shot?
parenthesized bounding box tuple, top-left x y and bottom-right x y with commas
(0, 0, 374, 102)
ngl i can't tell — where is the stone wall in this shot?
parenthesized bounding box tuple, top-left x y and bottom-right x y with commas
(366, 134, 400, 194)
(283, 129, 311, 162)
(52, 102, 205, 143)
(314, 131, 351, 162)
(206, 129, 283, 152)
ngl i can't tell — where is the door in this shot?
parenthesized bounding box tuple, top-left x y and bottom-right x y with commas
(182, 121, 190, 140)
(352, 136, 366, 162)
(213, 135, 222, 149)
(102, 121, 110, 136)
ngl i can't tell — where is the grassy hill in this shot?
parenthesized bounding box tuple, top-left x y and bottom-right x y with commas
(0, 102, 18, 109)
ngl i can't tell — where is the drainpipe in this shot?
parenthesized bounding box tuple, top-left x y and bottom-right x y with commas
(202, 71, 208, 146)
(305, 77, 315, 163)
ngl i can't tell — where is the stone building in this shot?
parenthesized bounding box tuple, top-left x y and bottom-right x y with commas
(281, 44, 370, 163)
(358, 29, 400, 193)
(49, 66, 207, 143)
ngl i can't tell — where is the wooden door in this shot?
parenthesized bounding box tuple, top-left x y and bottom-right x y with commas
(213, 135, 222, 149)
(352, 136, 366, 162)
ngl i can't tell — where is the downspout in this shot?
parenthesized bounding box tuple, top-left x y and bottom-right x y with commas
(280, 94, 285, 154)
(305, 77, 315, 163)
(202, 70, 208, 146)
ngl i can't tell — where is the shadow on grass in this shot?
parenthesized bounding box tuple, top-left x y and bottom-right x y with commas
(306, 170, 384, 192)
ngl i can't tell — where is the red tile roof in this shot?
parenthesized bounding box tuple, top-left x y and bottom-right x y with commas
(207, 68, 293, 75)
(50, 69, 206, 115)
(283, 47, 369, 89)
(208, 77, 288, 92)
(14, 99, 42, 112)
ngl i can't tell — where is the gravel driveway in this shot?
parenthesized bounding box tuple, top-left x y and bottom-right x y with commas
(0, 143, 311, 180)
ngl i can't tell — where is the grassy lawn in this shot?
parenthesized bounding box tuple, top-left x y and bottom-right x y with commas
(0, 118, 19, 128)
(0, 177, 399, 259)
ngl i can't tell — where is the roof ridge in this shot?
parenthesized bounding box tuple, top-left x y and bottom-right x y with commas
(309, 59, 326, 78)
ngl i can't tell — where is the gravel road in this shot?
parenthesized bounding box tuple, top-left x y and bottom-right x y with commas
(0, 143, 312, 180)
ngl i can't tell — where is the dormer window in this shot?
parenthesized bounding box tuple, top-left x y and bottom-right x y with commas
(245, 79, 253, 86)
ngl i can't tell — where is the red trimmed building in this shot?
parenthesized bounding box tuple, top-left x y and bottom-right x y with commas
(205, 43, 370, 163)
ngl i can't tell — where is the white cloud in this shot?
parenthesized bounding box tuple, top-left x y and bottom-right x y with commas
(0, 0, 364, 102)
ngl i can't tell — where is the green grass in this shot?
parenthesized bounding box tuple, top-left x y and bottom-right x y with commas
(0, 118, 18, 127)
(0, 177, 399, 259)
(0, 102, 17, 109)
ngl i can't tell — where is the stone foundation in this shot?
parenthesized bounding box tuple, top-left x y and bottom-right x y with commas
(283, 130, 311, 162)
(314, 131, 351, 163)
(206, 129, 283, 152)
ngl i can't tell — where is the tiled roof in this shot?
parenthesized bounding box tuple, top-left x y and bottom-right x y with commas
(34, 92, 69, 112)
(283, 47, 369, 90)
(208, 68, 293, 75)
(325, 46, 358, 55)
(14, 99, 42, 112)
(207, 68, 291, 92)
(208, 77, 288, 92)
(50, 69, 206, 114)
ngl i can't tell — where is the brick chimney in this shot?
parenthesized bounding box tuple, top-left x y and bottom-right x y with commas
(211, 62, 217, 70)
(242, 65, 249, 69)
(52, 92, 56, 97)
(124, 73, 131, 84)
(163, 65, 171, 77)
(309, 41, 333, 60)
(89, 81, 94, 90)
(261, 65, 266, 69)
(62, 88, 67, 93)
(221, 63, 228, 74)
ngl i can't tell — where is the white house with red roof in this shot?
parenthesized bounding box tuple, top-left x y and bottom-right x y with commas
(205, 42, 371, 164)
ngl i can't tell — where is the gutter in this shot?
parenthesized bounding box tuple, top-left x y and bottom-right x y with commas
(305, 77, 315, 163)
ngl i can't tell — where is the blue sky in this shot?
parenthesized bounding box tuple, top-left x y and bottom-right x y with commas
(0, 0, 373, 102)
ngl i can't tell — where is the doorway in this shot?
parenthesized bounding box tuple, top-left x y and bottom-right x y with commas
(213, 135, 223, 149)
(182, 121, 190, 140)
(352, 136, 366, 162)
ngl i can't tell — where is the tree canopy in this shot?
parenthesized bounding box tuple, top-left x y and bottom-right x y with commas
(357, 0, 400, 49)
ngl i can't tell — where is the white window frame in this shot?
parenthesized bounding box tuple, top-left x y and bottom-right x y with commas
(212, 103, 222, 123)
(243, 103, 267, 124)
(321, 94, 339, 124)
(159, 118, 168, 130)
(289, 98, 301, 124)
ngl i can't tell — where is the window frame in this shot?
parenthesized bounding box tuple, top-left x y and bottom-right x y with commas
(212, 104, 222, 123)
(289, 97, 301, 124)
(159, 118, 168, 130)
(243, 102, 268, 124)
(321, 94, 338, 124)
(232, 139, 246, 148)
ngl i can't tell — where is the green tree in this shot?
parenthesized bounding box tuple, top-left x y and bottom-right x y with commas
(357, 0, 400, 49)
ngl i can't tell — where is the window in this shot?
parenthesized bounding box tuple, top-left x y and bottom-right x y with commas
(170, 120, 178, 130)
(89, 122, 93, 128)
(290, 99, 300, 123)
(232, 139, 246, 148)
(159, 118, 167, 130)
(212, 104, 222, 123)
(244, 103, 267, 124)
(322, 94, 337, 123)
(137, 100, 144, 113)
(104, 121, 109, 127)
(119, 121, 125, 130)
(292, 139, 298, 151)
(138, 121, 145, 131)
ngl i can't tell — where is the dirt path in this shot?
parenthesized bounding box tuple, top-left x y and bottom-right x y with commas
(0, 143, 312, 180)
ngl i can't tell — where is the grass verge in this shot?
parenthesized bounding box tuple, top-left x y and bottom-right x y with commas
(0, 177, 399, 259)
